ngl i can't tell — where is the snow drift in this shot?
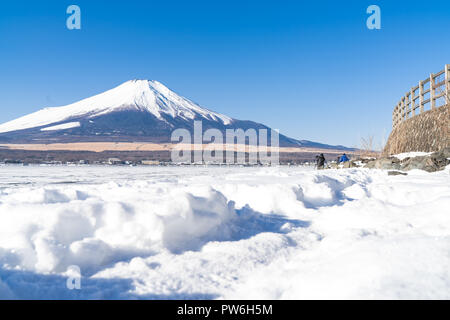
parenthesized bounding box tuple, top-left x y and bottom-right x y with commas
(0, 165, 449, 299)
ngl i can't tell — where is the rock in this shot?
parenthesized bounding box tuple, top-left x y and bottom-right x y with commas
(431, 147, 450, 167)
(400, 150, 450, 172)
(360, 157, 376, 164)
(388, 171, 408, 176)
(365, 157, 401, 170)
(342, 161, 351, 168)
(343, 160, 361, 168)
(364, 147, 449, 173)
(327, 160, 360, 169)
(328, 163, 338, 169)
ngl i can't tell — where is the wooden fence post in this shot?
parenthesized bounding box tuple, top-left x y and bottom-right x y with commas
(411, 88, 415, 116)
(392, 107, 397, 128)
(419, 80, 424, 113)
(446, 64, 450, 104)
(430, 73, 435, 109)
(395, 104, 399, 127)
(402, 97, 406, 120)
(404, 95, 407, 119)
(392, 109, 396, 128)
(400, 98, 403, 121)
(393, 106, 396, 128)
(406, 93, 410, 118)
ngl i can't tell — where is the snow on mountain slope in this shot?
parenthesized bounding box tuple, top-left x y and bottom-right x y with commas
(40, 122, 81, 132)
(0, 80, 232, 134)
(0, 80, 355, 150)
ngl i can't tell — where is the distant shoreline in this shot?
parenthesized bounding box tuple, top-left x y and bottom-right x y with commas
(0, 143, 354, 165)
(0, 142, 353, 154)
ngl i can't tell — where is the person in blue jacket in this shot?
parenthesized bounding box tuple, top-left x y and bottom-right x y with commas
(339, 153, 349, 163)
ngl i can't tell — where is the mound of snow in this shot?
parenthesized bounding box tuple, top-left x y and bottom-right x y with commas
(0, 166, 449, 299)
(393, 152, 433, 161)
(0, 185, 240, 274)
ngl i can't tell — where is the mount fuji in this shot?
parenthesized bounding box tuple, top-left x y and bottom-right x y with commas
(0, 80, 349, 149)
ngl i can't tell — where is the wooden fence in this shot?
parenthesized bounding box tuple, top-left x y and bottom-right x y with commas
(393, 64, 450, 129)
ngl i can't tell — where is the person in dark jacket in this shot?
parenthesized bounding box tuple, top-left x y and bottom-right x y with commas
(339, 153, 349, 163)
(315, 153, 325, 169)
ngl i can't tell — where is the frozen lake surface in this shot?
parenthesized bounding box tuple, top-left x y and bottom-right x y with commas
(0, 165, 449, 299)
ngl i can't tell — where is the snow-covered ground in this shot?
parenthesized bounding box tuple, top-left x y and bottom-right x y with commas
(0, 165, 449, 299)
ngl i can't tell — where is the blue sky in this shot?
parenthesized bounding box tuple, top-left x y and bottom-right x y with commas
(0, 0, 449, 147)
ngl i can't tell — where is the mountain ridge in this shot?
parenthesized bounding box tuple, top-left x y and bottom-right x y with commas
(0, 80, 354, 150)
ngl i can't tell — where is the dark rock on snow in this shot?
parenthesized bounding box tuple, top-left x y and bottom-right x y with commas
(388, 171, 408, 176)
(364, 147, 450, 173)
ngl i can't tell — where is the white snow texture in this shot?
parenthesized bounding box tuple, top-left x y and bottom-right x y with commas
(40, 122, 81, 132)
(0, 165, 449, 299)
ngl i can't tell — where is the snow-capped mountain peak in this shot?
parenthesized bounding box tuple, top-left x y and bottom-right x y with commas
(0, 80, 232, 133)
(0, 79, 353, 151)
